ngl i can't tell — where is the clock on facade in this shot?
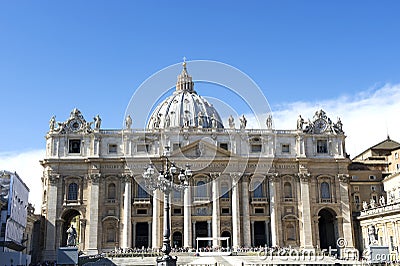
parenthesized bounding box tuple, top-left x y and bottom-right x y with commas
(315, 119, 327, 133)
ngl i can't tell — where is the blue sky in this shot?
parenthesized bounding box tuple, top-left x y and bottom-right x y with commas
(1, 1, 400, 211)
(1, 1, 400, 151)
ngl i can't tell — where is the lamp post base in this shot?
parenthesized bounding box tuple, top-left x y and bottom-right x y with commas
(156, 255, 177, 266)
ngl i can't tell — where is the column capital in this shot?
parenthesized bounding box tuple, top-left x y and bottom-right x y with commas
(267, 172, 279, 182)
(48, 174, 60, 185)
(338, 174, 350, 183)
(210, 172, 221, 180)
(298, 172, 311, 183)
(230, 172, 242, 184)
(121, 174, 133, 183)
(88, 173, 101, 184)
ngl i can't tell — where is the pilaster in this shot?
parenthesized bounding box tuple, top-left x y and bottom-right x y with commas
(298, 172, 314, 249)
(86, 173, 100, 255)
(43, 173, 60, 261)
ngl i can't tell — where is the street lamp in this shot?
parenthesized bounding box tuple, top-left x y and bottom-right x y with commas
(143, 147, 192, 266)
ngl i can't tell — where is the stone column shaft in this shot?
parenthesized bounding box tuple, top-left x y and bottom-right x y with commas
(231, 177, 241, 249)
(184, 187, 192, 248)
(299, 175, 313, 249)
(43, 177, 58, 261)
(338, 175, 354, 248)
(87, 175, 100, 255)
(122, 179, 132, 250)
(269, 177, 278, 247)
(242, 179, 251, 247)
(212, 178, 220, 247)
(152, 190, 161, 249)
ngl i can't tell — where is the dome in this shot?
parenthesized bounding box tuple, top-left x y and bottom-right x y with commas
(147, 62, 224, 130)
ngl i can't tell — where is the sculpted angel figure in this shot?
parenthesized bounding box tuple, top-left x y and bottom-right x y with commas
(240, 114, 247, 129)
(125, 115, 132, 129)
(228, 115, 235, 129)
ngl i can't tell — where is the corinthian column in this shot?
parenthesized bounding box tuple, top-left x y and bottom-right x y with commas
(183, 186, 192, 247)
(87, 173, 100, 255)
(121, 175, 132, 250)
(338, 174, 355, 248)
(299, 173, 313, 249)
(231, 173, 241, 249)
(43, 174, 59, 261)
(268, 174, 278, 247)
(152, 190, 161, 249)
(242, 176, 251, 247)
(211, 173, 220, 247)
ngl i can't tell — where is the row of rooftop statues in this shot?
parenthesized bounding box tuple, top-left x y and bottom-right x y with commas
(362, 196, 387, 210)
(48, 108, 344, 134)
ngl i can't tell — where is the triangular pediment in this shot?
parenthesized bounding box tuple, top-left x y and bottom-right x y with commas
(171, 139, 234, 158)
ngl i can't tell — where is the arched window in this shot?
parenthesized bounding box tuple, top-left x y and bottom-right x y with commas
(108, 183, 116, 199)
(221, 183, 229, 199)
(253, 181, 263, 198)
(196, 181, 206, 197)
(138, 184, 149, 198)
(68, 183, 78, 200)
(284, 182, 292, 198)
(321, 182, 330, 199)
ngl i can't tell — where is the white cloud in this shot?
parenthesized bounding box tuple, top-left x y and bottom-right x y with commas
(270, 83, 400, 158)
(0, 149, 45, 214)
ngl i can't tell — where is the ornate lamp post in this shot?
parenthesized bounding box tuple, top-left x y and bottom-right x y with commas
(143, 147, 192, 266)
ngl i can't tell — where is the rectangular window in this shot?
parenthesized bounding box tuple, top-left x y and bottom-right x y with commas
(69, 140, 81, 153)
(353, 186, 359, 192)
(317, 140, 328, 154)
(137, 209, 147, 215)
(351, 175, 358, 180)
(108, 144, 118, 153)
(137, 144, 150, 152)
(371, 186, 376, 192)
(395, 152, 399, 159)
(219, 143, 228, 150)
(282, 144, 290, 153)
(251, 144, 262, 153)
(221, 208, 230, 214)
(255, 208, 264, 214)
(173, 208, 182, 214)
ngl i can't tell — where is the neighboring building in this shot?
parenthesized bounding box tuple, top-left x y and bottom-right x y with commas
(0, 170, 30, 264)
(40, 63, 355, 261)
(352, 137, 400, 177)
(358, 172, 400, 254)
(24, 203, 44, 264)
(352, 138, 400, 258)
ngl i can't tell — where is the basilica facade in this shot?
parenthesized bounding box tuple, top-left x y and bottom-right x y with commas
(40, 63, 355, 260)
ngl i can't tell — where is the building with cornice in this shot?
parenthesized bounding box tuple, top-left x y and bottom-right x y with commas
(40, 63, 355, 260)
